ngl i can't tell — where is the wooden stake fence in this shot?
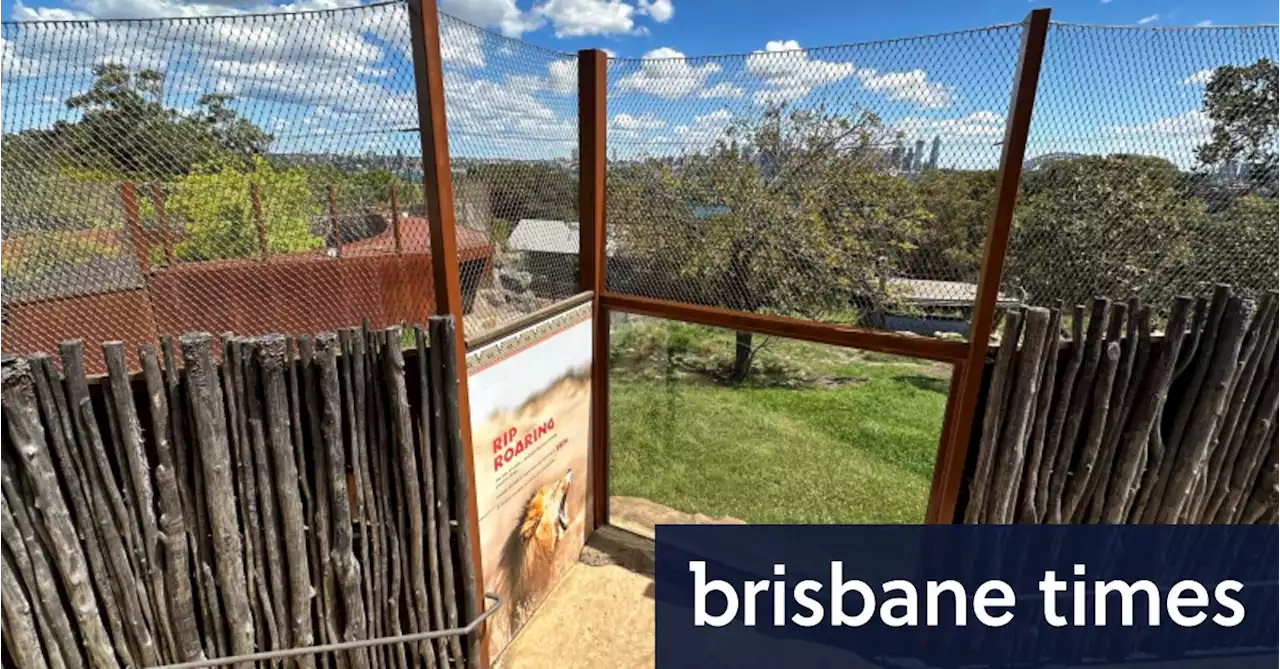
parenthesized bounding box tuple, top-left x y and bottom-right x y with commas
(963, 286, 1279, 524)
(0, 319, 483, 669)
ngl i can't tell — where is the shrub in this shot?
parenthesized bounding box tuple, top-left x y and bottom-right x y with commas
(169, 156, 322, 261)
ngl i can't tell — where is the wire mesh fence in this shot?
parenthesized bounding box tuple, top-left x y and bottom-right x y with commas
(1008, 23, 1280, 313)
(1, 1, 441, 370)
(604, 24, 1028, 338)
(437, 12, 581, 340)
(2, 7, 1277, 364)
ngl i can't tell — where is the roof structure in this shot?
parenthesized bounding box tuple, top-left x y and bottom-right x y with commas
(506, 219, 618, 257)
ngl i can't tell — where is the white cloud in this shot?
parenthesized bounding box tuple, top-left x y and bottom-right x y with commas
(698, 81, 745, 99)
(533, 0, 637, 37)
(1137, 14, 1159, 24)
(439, 18, 486, 68)
(1194, 19, 1213, 27)
(637, 0, 673, 22)
(856, 67, 953, 109)
(1112, 109, 1212, 137)
(611, 112, 664, 131)
(672, 108, 732, 147)
(896, 109, 1006, 140)
(615, 47, 722, 98)
(444, 70, 576, 143)
(1183, 68, 1215, 85)
(505, 58, 577, 94)
(745, 40, 855, 105)
(441, 0, 543, 38)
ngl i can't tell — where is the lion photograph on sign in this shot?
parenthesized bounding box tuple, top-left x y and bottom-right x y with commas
(466, 310, 593, 662)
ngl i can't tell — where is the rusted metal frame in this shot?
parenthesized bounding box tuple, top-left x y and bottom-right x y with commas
(151, 183, 176, 266)
(407, 0, 488, 665)
(600, 292, 970, 364)
(250, 182, 269, 260)
(120, 182, 151, 275)
(925, 8, 1051, 525)
(578, 49, 610, 532)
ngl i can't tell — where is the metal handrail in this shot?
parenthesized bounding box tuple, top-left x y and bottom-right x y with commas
(151, 593, 502, 669)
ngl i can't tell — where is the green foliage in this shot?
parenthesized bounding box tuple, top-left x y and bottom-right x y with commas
(469, 162, 578, 222)
(4, 63, 270, 179)
(1196, 58, 1279, 189)
(1191, 195, 1280, 296)
(169, 157, 323, 261)
(1008, 155, 1206, 305)
(611, 106, 929, 327)
(490, 218, 513, 248)
(911, 169, 997, 281)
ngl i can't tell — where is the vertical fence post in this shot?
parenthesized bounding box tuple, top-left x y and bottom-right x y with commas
(407, 0, 487, 666)
(578, 48, 610, 532)
(120, 182, 150, 275)
(327, 184, 343, 258)
(390, 181, 403, 254)
(926, 7, 1051, 524)
(250, 182, 269, 260)
(151, 183, 175, 266)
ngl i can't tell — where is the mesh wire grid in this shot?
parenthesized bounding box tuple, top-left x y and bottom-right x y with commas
(604, 24, 1027, 338)
(1009, 23, 1280, 314)
(437, 11, 581, 340)
(1, 1, 433, 371)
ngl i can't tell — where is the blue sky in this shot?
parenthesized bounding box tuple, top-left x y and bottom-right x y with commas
(2, 0, 1278, 169)
(510, 0, 1279, 57)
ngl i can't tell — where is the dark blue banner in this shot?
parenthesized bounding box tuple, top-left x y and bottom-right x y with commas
(655, 525, 1278, 669)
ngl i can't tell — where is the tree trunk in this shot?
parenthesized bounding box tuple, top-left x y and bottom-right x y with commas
(732, 331, 754, 382)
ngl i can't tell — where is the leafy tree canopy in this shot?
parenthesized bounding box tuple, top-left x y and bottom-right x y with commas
(8, 63, 271, 179)
(169, 156, 323, 261)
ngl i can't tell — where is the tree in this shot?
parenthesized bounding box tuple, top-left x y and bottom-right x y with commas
(168, 156, 323, 261)
(911, 169, 998, 283)
(1196, 58, 1278, 194)
(468, 162, 578, 223)
(1190, 195, 1280, 298)
(6, 63, 270, 179)
(610, 106, 930, 381)
(1007, 155, 1206, 306)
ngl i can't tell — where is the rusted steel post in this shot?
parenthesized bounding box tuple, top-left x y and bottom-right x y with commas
(390, 181, 403, 254)
(327, 184, 343, 258)
(578, 48, 611, 532)
(250, 182, 269, 260)
(926, 7, 1051, 524)
(407, 0, 485, 666)
(120, 182, 150, 275)
(151, 183, 176, 266)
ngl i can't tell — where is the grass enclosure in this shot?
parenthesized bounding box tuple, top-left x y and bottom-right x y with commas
(608, 315, 950, 524)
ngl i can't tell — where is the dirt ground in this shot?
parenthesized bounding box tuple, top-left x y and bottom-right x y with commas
(494, 497, 730, 669)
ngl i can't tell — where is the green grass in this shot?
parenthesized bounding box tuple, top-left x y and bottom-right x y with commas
(608, 318, 951, 524)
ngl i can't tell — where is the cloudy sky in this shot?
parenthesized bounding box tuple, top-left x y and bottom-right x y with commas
(2, 0, 1277, 168)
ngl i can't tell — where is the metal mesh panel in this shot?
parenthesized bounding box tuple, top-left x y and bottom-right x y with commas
(1009, 23, 1280, 311)
(605, 25, 1026, 338)
(1, 2, 432, 367)
(438, 13, 580, 340)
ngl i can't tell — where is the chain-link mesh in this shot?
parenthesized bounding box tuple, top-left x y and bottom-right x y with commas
(1008, 23, 1280, 311)
(1, 1, 442, 371)
(438, 12, 580, 340)
(604, 25, 1026, 338)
